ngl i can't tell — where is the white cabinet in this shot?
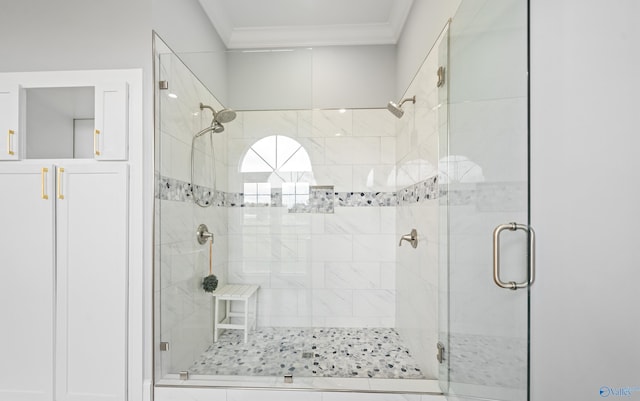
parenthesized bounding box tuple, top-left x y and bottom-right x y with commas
(55, 163, 128, 401)
(0, 70, 133, 161)
(0, 84, 21, 160)
(0, 164, 55, 401)
(0, 163, 129, 401)
(94, 83, 129, 160)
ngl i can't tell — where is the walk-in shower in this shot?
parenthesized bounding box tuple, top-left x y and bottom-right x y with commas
(154, 31, 443, 394)
(154, 0, 530, 398)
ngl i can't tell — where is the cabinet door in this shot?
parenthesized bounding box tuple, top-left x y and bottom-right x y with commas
(94, 83, 128, 161)
(55, 163, 128, 401)
(0, 84, 21, 160)
(0, 164, 54, 400)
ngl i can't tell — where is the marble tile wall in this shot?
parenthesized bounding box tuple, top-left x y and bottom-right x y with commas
(226, 108, 399, 328)
(156, 51, 230, 375)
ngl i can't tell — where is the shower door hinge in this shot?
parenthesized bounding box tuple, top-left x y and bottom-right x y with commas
(437, 342, 446, 364)
(159, 80, 169, 90)
(437, 66, 446, 88)
(160, 341, 170, 351)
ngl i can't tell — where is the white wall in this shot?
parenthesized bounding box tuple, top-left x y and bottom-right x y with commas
(0, 0, 151, 72)
(311, 45, 396, 109)
(227, 50, 313, 110)
(227, 45, 395, 110)
(530, 1, 640, 400)
(153, 0, 229, 103)
(395, 0, 461, 99)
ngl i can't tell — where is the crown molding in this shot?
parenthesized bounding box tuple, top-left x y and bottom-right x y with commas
(388, 0, 415, 42)
(198, 0, 234, 45)
(199, 0, 415, 49)
(227, 23, 398, 49)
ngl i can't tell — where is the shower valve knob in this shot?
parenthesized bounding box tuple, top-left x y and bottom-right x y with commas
(196, 223, 214, 245)
(399, 229, 418, 248)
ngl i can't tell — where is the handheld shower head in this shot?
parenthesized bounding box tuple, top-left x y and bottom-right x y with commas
(194, 121, 224, 138)
(211, 121, 225, 133)
(387, 96, 416, 119)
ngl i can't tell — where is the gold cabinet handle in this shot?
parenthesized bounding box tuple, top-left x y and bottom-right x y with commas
(57, 167, 65, 200)
(7, 130, 15, 156)
(94, 129, 101, 156)
(41, 167, 49, 200)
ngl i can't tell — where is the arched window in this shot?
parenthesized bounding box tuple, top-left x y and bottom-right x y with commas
(240, 135, 314, 208)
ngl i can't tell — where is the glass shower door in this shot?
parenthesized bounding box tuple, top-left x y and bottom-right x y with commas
(442, 1, 531, 400)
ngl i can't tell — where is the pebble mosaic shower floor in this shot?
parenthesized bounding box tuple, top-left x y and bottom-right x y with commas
(188, 327, 426, 379)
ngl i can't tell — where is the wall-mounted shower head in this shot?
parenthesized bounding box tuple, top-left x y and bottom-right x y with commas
(387, 95, 416, 119)
(215, 108, 236, 124)
(200, 102, 237, 125)
(195, 103, 236, 137)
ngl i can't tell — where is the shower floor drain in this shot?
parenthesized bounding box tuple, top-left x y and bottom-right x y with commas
(302, 352, 314, 359)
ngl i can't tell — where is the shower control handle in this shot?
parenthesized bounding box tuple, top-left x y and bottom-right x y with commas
(399, 229, 418, 248)
(196, 223, 214, 245)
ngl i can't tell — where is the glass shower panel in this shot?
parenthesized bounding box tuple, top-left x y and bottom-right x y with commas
(437, 23, 450, 395)
(154, 37, 432, 392)
(157, 50, 206, 380)
(446, 1, 529, 400)
(155, 43, 232, 381)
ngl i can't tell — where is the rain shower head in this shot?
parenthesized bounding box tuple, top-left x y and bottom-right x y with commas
(387, 96, 416, 119)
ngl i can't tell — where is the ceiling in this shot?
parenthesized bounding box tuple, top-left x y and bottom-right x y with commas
(198, 0, 415, 49)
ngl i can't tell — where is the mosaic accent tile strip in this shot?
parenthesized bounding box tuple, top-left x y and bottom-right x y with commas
(439, 181, 527, 209)
(188, 327, 425, 379)
(334, 191, 397, 207)
(397, 176, 439, 206)
(156, 175, 229, 206)
(289, 186, 335, 213)
(156, 174, 439, 210)
(448, 332, 527, 389)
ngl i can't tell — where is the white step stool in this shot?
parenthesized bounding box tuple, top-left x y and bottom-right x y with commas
(211, 284, 259, 343)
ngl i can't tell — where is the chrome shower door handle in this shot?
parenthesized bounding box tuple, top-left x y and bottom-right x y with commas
(492, 222, 535, 290)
